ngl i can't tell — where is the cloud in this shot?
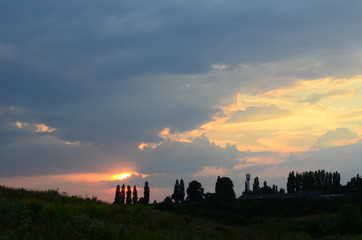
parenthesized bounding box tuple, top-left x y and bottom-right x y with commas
(137, 135, 241, 174)
(12, 121, 56, 133)
(302, 89, 356, 105)
(309, 128, 360, 151)
(280, 140, 362, 182)
(193, 166, 228, 177)
(0, 134, 104, 177)
(227, 105, 291, 123)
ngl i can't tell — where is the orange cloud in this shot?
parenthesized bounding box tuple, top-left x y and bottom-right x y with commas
(193, 166, 227, 177)
(145, 76, 362, 153)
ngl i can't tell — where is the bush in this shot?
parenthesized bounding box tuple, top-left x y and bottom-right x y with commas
(337, 204, 362, 234)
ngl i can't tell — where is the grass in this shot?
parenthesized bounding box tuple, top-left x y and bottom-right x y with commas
(1, 185, 362, 240)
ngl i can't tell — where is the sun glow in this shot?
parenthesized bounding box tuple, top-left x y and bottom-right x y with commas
(110, 172, 132, 180)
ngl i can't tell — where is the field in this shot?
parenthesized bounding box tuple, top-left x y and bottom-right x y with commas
(1, 185, 362, 240)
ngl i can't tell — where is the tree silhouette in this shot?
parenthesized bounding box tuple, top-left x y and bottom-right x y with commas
(244, 181, 248, 194)
(179, 179, 185, 203)
(287, 171, 296, 193)
(113, 185, 121, 204)
(132, 186, 138, 204)
(126, 185, 132, 204)
(215, 176, 235, 201)
(287, 169, 341, 194)
(172, 179, 180, 203)
(144, 181, 150, 204)
(260, 181, 273, 194)
(252, 177, 260, 193)
(120, 184, 126, 204)
(347, 174, 362, 194)
(186, 180, 204, 202)
(295, 172, 302, 192)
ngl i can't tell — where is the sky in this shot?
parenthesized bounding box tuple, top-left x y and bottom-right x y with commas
(1, 0, 362, 202)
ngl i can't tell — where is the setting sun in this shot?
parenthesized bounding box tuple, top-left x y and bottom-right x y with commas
(111, 172, 132, 180)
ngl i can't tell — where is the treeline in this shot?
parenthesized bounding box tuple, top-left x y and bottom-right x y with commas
(113, 170, 362, 205)
(286, 170, 340, 194)
(113, 181, 150, 205)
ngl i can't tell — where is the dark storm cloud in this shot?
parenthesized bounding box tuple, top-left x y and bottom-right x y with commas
(1, 0, 362, 177)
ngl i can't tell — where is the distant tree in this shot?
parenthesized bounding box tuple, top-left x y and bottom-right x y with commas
(346, 174, 362, 194)
(320, 170, 326, 190)
(287, 169, 341, 194)
(260, 181, 273, 194)
(215, 176, 235, 201)
(295, 172, 302, 193)
(272, 184, 278, 194)
(186, 180, 204, 202)
(133, 186, 138, 204)
(279, 188, 286, 194)
(120, 184, 126, 204)
(252, 177, 260, 193)
(144, 181, 150, 204)
(172, 180, 180, 203)
(333, 171, 341, 186)
(215, 176, 221, 193)
(113, 185, 121, 204)
(287, 171, 296, 193)
(126, 185, 132, 204)
(179, 179, 185, 203)
(157, 196, 175, 211)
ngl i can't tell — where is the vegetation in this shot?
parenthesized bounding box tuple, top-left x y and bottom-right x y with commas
(0, 185, 316, 240)
(287, 170, 341, 194)
(155, 170, 362, 239)
(2, 170, 362, 239)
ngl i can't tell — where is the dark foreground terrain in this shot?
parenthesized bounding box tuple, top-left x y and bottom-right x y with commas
(1, 185, 362, 240)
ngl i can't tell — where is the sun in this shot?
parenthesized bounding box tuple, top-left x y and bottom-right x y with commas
(111, 172, 132, 180)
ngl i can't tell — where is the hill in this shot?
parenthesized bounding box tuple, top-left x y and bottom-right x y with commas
(1, 185, 362, 240)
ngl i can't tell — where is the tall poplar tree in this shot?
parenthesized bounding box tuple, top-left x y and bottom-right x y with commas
(144, 181, 150, 204)
(179, 179, 185, 203)
(172, 179, 180, 203)
(287, 171, 296, 193)
(113, 185, 121, 204)
(252, 177, 260, 193)
(120, 184, 126, 204)
(126, 185, 132, 204)
(133, 186, 138, 204)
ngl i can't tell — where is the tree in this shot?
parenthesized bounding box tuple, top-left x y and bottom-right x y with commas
(179, 179, 185, 203)
(333, 171, 341, 186)
(144, 181, 150, 204)
(346, 174, 362, 194)
(132, 186, 138, 204)
(120, 184, 126, 204)
(186, 180, 204, 202)
(215, 176, 235, 201)
(113, 185, 121, 204)
(126, 185, 132, 204)
(295, 172, 302, 193)
(252, 177, 260, 193)
(172, 180, 180, 203)
(260, 181, 272, 194)
(287, 171, 296, 193)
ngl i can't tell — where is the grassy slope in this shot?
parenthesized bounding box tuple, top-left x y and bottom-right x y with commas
(0, 185, 361, 240)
